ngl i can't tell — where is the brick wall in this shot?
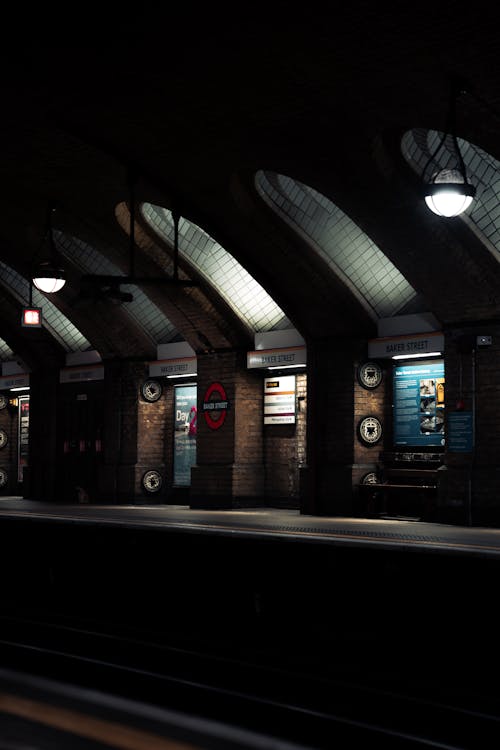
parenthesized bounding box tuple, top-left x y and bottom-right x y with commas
(301, 339, 361, 516)
(191, 351, 264, 507)
(0, 394, 18, 494)
(353, 358, 387, 486)
(263, 372, 306, 506)
(442, 325, 500, 525)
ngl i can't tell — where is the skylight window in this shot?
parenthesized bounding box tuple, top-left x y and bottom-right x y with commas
(255, 171, 417, 320)
(0, 337, 14, 361)
(141, 204, 291, 332)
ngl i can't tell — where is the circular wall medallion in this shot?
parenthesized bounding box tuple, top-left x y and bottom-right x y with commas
(0, 468, 7, 487)
(357, 361, 383, 390)
(0, 394, 7, 410)
(357, 416, 382, 446)
(0, 429, 8, 449)
(141, 379, 163, 403)
(361, 471, 380, 484)
(142, 470, 163, 493)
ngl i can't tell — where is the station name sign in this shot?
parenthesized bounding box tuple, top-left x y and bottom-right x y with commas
(247, 346, 306, 369)
(149, 356, 197, 377)
(368, 332, 444, 359)
(60, 365, 105, 383)
(0, 373, 30, 390)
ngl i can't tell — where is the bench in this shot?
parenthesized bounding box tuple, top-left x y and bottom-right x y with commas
(360, 453, 443, 520)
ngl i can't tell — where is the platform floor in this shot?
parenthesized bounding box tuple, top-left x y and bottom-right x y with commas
(0, 666, 295, 750)
(1, 496, 500, 559)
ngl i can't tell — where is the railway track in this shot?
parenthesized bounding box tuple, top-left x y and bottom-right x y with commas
(0, 609, 499, 749)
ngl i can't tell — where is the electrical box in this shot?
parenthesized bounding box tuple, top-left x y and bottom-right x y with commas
(477, 335, 492, 346)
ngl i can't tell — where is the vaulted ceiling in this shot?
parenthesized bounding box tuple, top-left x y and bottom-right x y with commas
(1, 5, 500, 371)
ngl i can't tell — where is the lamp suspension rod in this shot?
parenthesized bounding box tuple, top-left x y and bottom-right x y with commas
(449, 79, 470, 184)
(30, 202, 54, 300)
(172, 206, 179, 281)
(422, 79, 460, 181)
(128, 167, 136, 279)
(37, 204, 54, 257)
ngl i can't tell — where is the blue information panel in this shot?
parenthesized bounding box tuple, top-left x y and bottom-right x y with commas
(393, 360, 445, 447)
(447, 412, 473, 452)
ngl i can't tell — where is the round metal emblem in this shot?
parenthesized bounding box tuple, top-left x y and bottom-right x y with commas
(0, 429, 8, 449)
(142, 470, 163, 493)
(141, 379, 163, 403)
(361, 471, 380, 484)
(357, 361, 383, 390)
(358, 416, 382, 445)
(0, 468, 7, 487)
(0, 394, 7, 410)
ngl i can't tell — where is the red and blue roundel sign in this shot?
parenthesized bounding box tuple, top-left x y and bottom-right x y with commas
(203, 382, 229, 430)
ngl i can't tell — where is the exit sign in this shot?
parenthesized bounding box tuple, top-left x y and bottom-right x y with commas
(21, 307, 42, 327)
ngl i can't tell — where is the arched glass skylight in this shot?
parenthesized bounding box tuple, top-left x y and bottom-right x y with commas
(141, 204, 292, 332)
(0, 337, 14, 361)
(54, 232, 179, 345)
(255, 171, 417, 320)
(0, 261, 90, 352)
(402, 130, 500, 256)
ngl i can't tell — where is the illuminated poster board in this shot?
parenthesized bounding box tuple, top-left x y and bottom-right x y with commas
(264, 375, 296, 425)
(18, 395, 30, 482)
(393, 360, 445, 447)
(173, 385, 197, 486)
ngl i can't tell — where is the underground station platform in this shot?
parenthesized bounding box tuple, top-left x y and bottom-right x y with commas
(1, 497, 500, 748)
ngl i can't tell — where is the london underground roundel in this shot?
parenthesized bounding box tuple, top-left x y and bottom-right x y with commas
(203, 381, 229, 430)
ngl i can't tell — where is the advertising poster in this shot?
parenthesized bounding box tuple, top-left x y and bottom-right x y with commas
(173, 385, 197, 486)
(264, 375, 296, 425)
(18, 395, 30, 482)
(393, 361, 445, 447)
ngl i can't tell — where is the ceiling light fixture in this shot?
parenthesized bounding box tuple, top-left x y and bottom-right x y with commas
(267, 364, 305, 370)
(80, 167, 197, 293)
(392, 351, 442, 360)
(423, 79, 475, 217)
(32, 205, 66, 293)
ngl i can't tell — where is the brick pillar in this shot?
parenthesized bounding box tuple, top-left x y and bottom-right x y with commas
(300, 338, 361, 516)
(98, 361, 145, 502)
(24, 368, 60, 501)
(136, 366, 168, 502)
(439, 326, 500, 526)
(352, 356, 387, 516)
(190, 351, 264, 508)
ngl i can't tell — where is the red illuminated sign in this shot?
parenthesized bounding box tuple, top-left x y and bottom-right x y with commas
(202, 381, 229, 430)
(21, 307, 42, 327)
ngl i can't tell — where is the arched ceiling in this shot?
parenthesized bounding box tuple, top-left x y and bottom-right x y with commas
(2, 7, 500, 367)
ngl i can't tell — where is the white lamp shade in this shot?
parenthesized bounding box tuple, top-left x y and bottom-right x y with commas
(424, 168, 475, 217)
(32, 276, 66, 293)
(425, 190, 474, 217)
(32, 259, 66, 293)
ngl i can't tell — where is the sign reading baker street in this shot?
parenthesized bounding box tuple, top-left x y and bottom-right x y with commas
(368, 332, 444, 359)
(149, 356, 197, 377)
(203, 381, 230, 430)
(247, 346, 306, 369)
